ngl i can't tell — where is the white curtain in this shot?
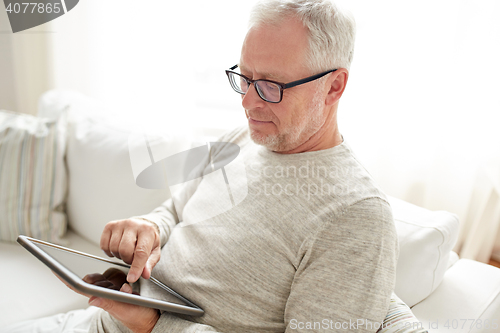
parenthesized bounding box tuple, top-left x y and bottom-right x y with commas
(3, 0, 499, 260)
(339, 0, 500, 259)
(0, 7, 52, 115)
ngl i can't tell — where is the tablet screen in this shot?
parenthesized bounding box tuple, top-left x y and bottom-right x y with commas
(35, 242, 132, 288)
(19, 236, 203, 316)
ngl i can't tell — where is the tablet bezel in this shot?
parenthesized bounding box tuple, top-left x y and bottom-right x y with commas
(17, 235, 204, 317)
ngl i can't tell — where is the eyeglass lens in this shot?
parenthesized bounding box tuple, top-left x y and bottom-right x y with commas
(229, 72, 281, 103)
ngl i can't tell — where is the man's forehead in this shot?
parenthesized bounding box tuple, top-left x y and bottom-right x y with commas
(239, 17, 310, 81)
(238, 64, 285, 81)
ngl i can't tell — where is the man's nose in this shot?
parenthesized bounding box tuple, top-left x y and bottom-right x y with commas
(241, 83, 265, 110)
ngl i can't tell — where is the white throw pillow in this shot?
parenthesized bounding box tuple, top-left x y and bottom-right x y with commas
(377, 293, 428, 332)
(389, 196, 459, 307)
(0, 109, 67, 243)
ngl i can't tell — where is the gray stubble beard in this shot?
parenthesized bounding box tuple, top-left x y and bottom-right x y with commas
(248, 87, 326, 152)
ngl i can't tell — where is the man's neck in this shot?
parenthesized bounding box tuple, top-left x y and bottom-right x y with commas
(277, 110, 343, 155)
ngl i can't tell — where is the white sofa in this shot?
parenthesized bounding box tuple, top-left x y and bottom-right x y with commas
(1, 90, 499, 331)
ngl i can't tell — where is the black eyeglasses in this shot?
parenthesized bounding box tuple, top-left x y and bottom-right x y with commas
(225, 65, 337, 103)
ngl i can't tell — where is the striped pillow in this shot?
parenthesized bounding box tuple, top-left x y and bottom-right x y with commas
(378, 293, 428, 333)
(0, 109, 67, 243)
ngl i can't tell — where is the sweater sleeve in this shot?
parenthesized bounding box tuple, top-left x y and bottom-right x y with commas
(132, 164, 205, 247)
(283, 197, 398, 333)
(132, 198, 179, 248)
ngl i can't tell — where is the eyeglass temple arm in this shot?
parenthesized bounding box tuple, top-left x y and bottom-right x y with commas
(228, 65, 336, 89)
(283, 69, 337, 89)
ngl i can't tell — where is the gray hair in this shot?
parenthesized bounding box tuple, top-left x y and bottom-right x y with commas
(248, 0, 356, 72)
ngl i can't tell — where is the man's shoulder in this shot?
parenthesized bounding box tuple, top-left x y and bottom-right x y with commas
(340, 196, 392, 222)
(311, 141, 388, 207)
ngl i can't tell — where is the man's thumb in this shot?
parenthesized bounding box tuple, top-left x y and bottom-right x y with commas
(89, 296, 125, 317)
(89, 296, 104, 308)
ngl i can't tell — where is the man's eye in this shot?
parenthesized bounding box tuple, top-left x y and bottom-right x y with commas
(263, 82, 278, 91)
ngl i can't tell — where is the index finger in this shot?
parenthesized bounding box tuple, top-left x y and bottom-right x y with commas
(127, 230, 156, 283)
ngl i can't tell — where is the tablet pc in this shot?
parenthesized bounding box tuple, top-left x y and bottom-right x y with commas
(17, 235, 204, 317)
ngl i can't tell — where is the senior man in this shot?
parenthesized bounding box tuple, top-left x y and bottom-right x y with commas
(5, 0, 398, 332)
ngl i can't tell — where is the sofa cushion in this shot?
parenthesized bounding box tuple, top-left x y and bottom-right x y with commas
(37, 90, 178, 245)
(411, 259, 500, 333)
(0, 231, 102, 327)
(67, 111, 179, 245)
(389, 196, 459, 307)
(0, 109, 67, 243)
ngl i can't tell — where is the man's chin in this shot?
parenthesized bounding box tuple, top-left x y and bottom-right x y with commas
(249, 129, 283, 151)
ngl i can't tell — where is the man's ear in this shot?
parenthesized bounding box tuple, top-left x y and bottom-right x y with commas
(325, 68, 349, 106)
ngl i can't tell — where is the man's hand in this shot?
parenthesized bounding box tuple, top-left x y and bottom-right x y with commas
(88, 284, 160, 333)
(83, 268, 137, 293)
(100, 218, 161, 283)
(54, 269, 159, 333)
